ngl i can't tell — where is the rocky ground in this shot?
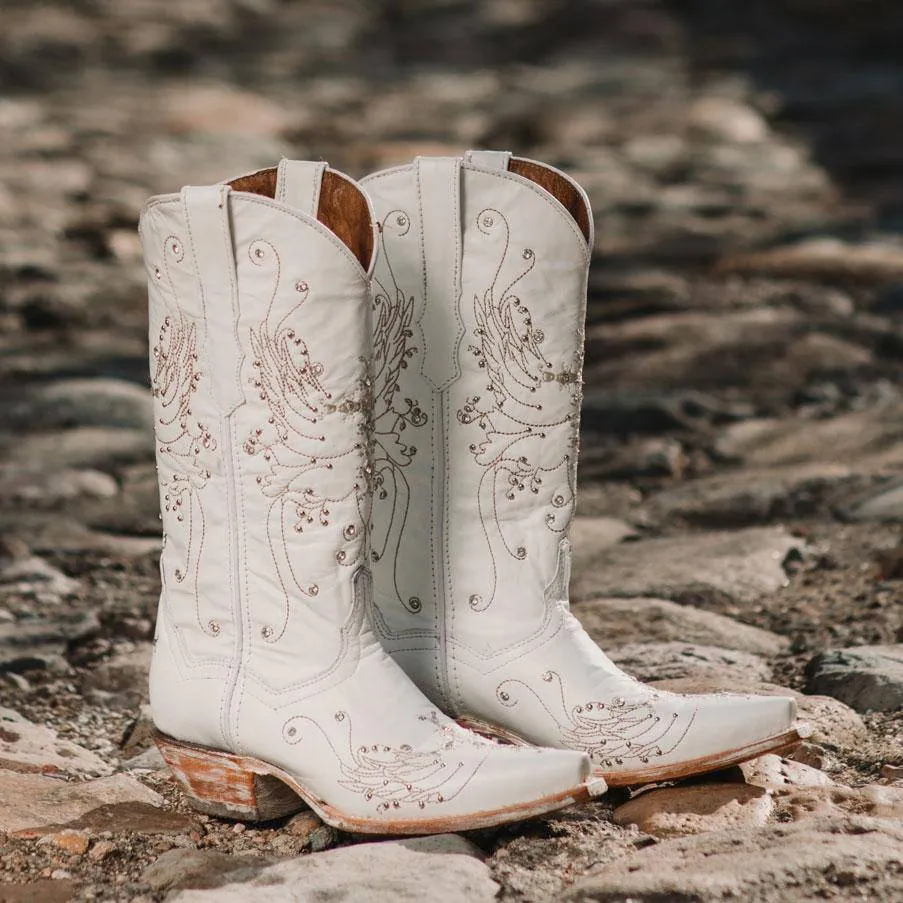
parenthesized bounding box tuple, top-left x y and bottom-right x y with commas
(1, 1, 903, 900)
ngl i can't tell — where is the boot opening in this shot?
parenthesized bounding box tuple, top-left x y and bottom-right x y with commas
(228, 167, 374, 270)
(509, 159, 592, 243)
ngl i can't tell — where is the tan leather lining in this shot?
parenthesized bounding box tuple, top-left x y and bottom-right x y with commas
(228, 168, 374, 269)
(317, 171, 374, 271)
(229, 168, 278, 199)
(509, 159, 592, 242)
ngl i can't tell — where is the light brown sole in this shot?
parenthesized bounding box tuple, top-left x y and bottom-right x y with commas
(456, 717, 812, 788)
(155, 731, 603, 834)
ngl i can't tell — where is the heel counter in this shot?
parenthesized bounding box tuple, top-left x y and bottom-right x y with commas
(149, 606, 230, 750)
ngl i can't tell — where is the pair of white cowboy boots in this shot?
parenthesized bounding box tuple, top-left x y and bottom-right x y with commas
(140, 153, 807, 835)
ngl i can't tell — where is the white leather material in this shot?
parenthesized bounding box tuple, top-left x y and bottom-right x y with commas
(415, 157, 464, 390)
(140, 168, 597, 827)
(362, 153, 798, 778)
(275, 159, 326, 215)
(464, 149, 511, 171)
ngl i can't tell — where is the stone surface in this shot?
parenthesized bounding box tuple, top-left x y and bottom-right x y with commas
(2, 428, 154, 471)
(609, 641, 771, 682)
(776, 784, 903, 823)
(0, 467, 118, 506)
(641, 464, 855, 527)
(581, 388, 754, 437)
(0, 555, 80, 602)
(740, 754, 835, 791)
(142, 849, 278, 893)
(584, 308, 806, 397)
(721, 236, 903, 281)
(805, 645, 903, 712)
(689, 97, 770, 144)
(36, 830, 90, 856)
(566, 817, 903, 902)
(0, 708, 111, 776)
(0, 770, 166, 835)
(81, 642, 152, 705)
(569, 516, 639, 565)
(613, 783, 774, 839)
(574, 596, 787, 656)
(3, 0, 903, 898)
(840, 479, 903, 522)
(87, 839, 116, 862)
(167, 835, 498, 903)
(0, 611, 98, 674)
(571, 527, 803, 605)
(0, 880, 76, 903)
(284, 811, 336, 852)
(0, 378, 153, 432)
(715, 407, 903, 471)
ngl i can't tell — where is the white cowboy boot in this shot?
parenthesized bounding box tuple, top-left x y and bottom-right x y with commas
(361, 151, 809, 786)
(140, 160, 603, 834)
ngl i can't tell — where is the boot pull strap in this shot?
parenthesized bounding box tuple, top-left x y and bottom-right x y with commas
(464, 149, 511, 171)
(181, 184, 245, 413)
(275, 159, 327, 217)
(415, 156, 464, 390)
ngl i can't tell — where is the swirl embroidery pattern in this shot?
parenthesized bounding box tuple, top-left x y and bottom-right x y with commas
(151, 234, 218, 634)
(370, 210, 428, 614)
(282, 709, 486, 813)
(242, 238, 372, 642)
(496, 671, 695, 767)
(457, 209, 580, 610)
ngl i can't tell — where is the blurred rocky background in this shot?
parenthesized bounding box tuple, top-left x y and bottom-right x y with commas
(1, 1, 903, 900)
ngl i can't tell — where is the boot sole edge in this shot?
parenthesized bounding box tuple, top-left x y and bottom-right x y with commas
(154, 730, 598, 834)
(456, 718, 812, 787)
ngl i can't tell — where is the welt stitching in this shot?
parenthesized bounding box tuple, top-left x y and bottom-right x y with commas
(414, 170, 444, 701)
(175, 206, 235, 739)
(220, 194, 244, 747)
(448, 162, 462, 705)
(220, 191, 244, 414)
(277, 160, 287, 203)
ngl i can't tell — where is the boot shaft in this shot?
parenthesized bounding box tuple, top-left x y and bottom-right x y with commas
(363, 152, 593, 711)
(141, 164, 376, 744)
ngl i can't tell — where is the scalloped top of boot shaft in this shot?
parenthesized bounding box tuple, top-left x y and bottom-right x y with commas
(139, 162, 375, 272)
(361, 149, 594, 248)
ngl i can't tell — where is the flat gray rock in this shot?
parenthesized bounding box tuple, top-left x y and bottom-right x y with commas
(0, 554, 80, 602)
(613, 782, 774, 839)
(0, 611, 98, 674)
(805, 645, 903, 712)
(0, 378, 153, 432)
(574, 596, 787, 656)
(715, 407, 903, 471)
(609, 641, 771, 683)
(168, 835, 498, 903)
(2, 427, 154, 471)
(840, 479, 903, 522)
(142, 848, 278, 892)
(641, 463, 854, 527)
(721, 235, 903, 281)
(569, 515, 639, 565)
(0, 466, 118, 506)
(566, 817, 903, 902)
(571, 526, 802, 605)
(81, 642, 152, 706)
(0, 708, 111, 776)
(0, 770, 165, 834)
